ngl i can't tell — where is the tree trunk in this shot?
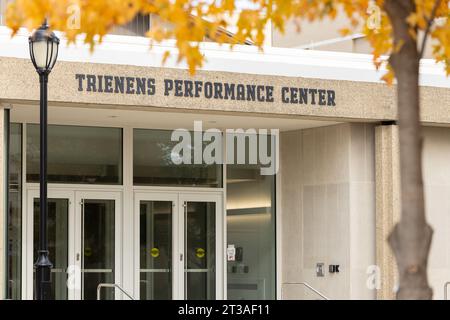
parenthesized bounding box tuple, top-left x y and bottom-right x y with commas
(384, 0, 433, 300)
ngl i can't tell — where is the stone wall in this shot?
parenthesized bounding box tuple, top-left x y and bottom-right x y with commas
(281, 123, 376, 300)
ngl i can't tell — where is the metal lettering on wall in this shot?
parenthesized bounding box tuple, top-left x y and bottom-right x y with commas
(75, 74, 337, 107)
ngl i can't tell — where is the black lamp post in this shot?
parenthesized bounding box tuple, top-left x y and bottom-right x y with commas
(29, 21, 59, 300)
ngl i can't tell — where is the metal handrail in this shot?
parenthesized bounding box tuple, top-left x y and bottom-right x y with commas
(444, 282, 450, 300)
(97, 283, 135, 300)
(282, 282, 330, 300)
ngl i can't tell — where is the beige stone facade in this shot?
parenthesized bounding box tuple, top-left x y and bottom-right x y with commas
(375, 124, 400, 300)
(281, 123, 376, 300)
(1, 56, 449, 124)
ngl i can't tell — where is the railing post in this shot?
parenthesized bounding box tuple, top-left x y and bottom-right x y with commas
(97, 283, 135, 300)
(281, 282, 330, 300)
(445, 282, 450, 300)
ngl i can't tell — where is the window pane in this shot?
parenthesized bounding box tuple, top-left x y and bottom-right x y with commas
(7, 123, 22, 300)
(133, 129, 222, 187)
(140, 201, 172, 300)
(33, 199, 69, 300)
(226, 134, 276, 300)
(110, 13, 150, 36)
(82, 200, 115, 300)
(27, 124, 122, 184)
(185, 202, 216, 300)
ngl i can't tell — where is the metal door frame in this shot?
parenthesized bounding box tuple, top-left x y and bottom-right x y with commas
(134, 191, 224, 300)
(24, 189, 75, 300)
(24, 187, 122, 300)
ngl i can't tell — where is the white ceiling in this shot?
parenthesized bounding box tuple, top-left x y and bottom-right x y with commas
(10, 104, 339, 132)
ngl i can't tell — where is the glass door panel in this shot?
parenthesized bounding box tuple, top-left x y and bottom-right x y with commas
(81, 199, 115, 300)
(139, 201, 172, 300)
(184, 202, 216, 300)
(33, 198, 69, 300)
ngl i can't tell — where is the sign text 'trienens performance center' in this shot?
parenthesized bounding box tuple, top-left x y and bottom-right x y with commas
(75, 74, 337, 106)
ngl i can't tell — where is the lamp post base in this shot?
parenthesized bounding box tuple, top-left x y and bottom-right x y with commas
(34, 250, 53, 300)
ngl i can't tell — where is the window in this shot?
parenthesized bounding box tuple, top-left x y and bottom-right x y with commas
(0, 0, 11, 26)
(27, 124, 122, 184)
(133, 129, 222, 187)
(6, 123, 22, 300)
(226, 133, 276, 300)
(110, 13, 151, 37)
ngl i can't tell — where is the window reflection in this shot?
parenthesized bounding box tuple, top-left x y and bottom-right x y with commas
(133, 129, 222, 187)
(27, 124, 122, 184)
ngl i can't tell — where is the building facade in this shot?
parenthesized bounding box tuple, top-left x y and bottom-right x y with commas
(0, 16, 450, 300)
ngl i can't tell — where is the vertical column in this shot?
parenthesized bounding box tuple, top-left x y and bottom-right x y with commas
(280, 130, 303, 299)
(349, 123, 376, 300)
(122, 127, 135, 298)
(0, 106, 9, 300)
(375, 123, 400, 300)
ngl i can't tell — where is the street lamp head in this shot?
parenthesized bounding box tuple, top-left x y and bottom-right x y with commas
(29, 21, 60, 75)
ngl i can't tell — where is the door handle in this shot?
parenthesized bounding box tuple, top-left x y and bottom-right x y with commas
(76, 253, 80, 261)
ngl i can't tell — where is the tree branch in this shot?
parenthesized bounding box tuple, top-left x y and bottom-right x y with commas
(419, 0, 442, 59)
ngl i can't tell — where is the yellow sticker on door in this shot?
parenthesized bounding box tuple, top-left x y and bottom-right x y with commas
(84, 247, 92, 257)
(196, 248, 205, 259)
(151, 247, 160, 258)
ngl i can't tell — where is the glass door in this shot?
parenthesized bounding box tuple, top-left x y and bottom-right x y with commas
(26, 190, 121, 300)
(25, 190, 75, 300)
(75, 191, 121, 300)
(135, 192, 223, 300)
(182, 200, 217, 300)
(135, 193, 178, 300)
